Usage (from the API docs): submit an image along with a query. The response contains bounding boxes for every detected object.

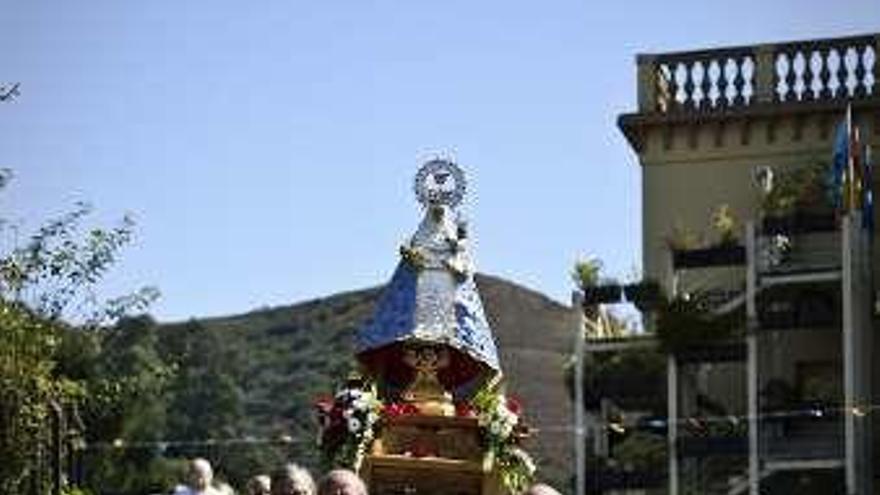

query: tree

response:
[162,320,258,487]
[0,168,159,494]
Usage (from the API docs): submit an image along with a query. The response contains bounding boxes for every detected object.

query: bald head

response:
[317,469,366,495]
[524,484,562,495]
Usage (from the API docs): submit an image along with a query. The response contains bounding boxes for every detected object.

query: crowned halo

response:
[413,159,467,208]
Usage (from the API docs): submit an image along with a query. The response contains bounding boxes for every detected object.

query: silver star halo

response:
[413,159,467,208]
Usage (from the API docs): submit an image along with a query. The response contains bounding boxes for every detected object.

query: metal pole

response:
[572,291,586,495]
[843,213,857,495]
[667,355,678,495]
[746,221,760,495]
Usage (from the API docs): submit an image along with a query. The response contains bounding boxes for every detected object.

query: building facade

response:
[584,33,879,495]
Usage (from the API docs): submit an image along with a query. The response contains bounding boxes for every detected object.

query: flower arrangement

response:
[757,163,833,218]
[315,377,537,492]
[664,220,703,251]
[471,384,536,494]
[711,204,738,246]
[315,379,382,471]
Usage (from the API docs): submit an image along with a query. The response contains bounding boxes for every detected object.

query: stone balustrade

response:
[638,34,879,113]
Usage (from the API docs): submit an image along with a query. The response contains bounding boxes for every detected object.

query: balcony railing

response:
[762,411,844,461]
[637,34,879,114]
[586,467,667,491]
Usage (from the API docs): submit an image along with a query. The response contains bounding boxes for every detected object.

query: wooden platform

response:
[361,414,503,495]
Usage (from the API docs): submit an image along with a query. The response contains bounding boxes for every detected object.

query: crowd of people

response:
[170,458,562,495]
[170,458,367,495]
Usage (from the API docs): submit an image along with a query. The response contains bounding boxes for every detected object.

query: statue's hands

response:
[399,244,427,270]
[444,255,472,281]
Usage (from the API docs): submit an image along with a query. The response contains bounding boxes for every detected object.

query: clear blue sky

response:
[2,1,878,321]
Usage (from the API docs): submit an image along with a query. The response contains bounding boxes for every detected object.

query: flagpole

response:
[867,144,874,236]
[847,103,856,212]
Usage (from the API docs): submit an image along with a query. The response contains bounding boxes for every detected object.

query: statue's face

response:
[430,205,445,222]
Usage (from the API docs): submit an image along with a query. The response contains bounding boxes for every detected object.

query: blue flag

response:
[830,118,848,211]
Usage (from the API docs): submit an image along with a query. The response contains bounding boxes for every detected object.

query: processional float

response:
[316,160,536,495]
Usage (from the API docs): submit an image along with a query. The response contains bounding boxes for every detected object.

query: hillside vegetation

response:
[79,274,574,493]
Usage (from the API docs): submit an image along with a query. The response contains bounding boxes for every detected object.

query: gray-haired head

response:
[317,469,366,495]
[271,463,315,495]
[524,483,562,495]
[186,458,214,490]
[247,474,271,495]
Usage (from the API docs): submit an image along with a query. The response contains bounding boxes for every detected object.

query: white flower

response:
[478,414,490,427]
[366,411,379,424]
[509,447,536,474]
[499,421,514,438]
[347,417,362,433]
[489,421,503,436]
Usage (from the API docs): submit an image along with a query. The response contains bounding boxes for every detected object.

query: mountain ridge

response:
[158,272,574,490]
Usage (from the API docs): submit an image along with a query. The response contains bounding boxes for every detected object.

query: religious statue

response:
[356,159,500,406]
[319,159,535,495]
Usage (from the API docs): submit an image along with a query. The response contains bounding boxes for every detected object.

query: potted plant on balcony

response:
[591,348,666,409]
[757,163,837,235]
[573,257,623,306]
[678,415,748,456]
[668,205,746,269]
[655,295,738,355]
[612,431,667,474]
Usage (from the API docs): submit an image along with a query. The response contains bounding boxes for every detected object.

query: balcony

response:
[762,410,844,463]
[758,218,841,277]
[585,466,666,492]
[620,33,879,149]
[677,415,749,457]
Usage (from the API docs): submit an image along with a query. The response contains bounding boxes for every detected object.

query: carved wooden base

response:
[361,415,504,495]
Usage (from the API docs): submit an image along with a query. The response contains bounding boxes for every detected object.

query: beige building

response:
[582,33,879,495]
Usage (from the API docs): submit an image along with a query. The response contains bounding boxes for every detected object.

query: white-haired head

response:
[272,463,315,495]
[187,458,214,490]
[524,483,562,495]
[317,469,366,495]
[247,474,271,495]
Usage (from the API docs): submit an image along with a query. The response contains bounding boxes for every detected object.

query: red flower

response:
[455,401,475,417]
[314,395,334,413]
[383,403,403,417]
[506,396,523,416]
[383,402,418,417]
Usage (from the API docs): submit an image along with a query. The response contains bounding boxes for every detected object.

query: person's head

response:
[317,469,366,495]
[247,475,271,495]
[187,458,214,490]
[523,483,561,495]
[272,464,315,495]
[217,481,236,495]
